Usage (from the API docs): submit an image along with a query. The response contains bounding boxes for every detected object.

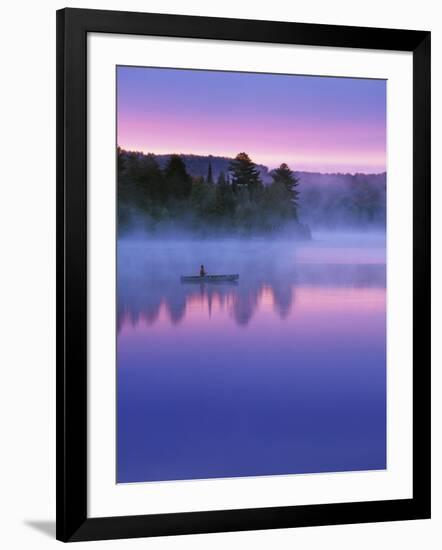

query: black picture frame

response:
[56,7,431,542]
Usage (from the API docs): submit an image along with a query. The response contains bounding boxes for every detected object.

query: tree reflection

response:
[117,263,385,331]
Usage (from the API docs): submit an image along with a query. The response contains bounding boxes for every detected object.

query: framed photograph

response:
[56,8,431,542]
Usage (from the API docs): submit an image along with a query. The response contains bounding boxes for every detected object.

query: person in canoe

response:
[199,264,207,277]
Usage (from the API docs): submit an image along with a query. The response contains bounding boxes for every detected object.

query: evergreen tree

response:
[214,171,235,218]
[117,146,125,174]
[164,154,192,200]
[190,175,216,221]
[116,148,312,236]
[142,154,164,202]
[217,171,226,186]
[229,152,262,196]
[271,163,300,219]
[207,161,214,185]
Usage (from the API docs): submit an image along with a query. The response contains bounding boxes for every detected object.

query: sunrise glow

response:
[117,66,386,174]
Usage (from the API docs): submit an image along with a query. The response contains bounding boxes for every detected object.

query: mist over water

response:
[117,230,386,483]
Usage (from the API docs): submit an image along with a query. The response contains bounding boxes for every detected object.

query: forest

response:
[117,148,311,237]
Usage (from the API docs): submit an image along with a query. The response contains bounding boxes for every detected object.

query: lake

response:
[117,233,386,483]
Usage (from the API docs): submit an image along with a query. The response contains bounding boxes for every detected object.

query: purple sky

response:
[117,66,386,174]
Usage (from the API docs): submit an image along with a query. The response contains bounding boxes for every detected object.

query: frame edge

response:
[56,8,431,542]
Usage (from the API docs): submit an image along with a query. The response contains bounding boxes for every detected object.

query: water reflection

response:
[118,262,385,330]
[117,237,387,483]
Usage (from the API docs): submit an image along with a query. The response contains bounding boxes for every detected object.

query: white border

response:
[88,33,413,518]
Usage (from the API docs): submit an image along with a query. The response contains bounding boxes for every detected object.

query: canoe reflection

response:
[117,262,385,331]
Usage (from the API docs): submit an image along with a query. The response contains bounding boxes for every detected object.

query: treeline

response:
[296,172,386,228]
[153,153,271,183]
[117,148,310,237]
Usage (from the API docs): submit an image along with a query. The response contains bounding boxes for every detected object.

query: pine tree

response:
[164,154,192,200]
[207,161,214,185]
[142,154,164,202]
[271,163,300,219]
[116,149,166,227]
[228,152,262,196]
[214,171,234,218]
[190,175,214,218]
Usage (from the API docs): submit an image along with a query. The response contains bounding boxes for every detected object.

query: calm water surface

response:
[117,234,386,483]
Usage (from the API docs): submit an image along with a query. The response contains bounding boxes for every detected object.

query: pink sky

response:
[117,67,387,174]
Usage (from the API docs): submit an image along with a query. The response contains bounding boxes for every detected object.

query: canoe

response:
[180,274,239,283]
